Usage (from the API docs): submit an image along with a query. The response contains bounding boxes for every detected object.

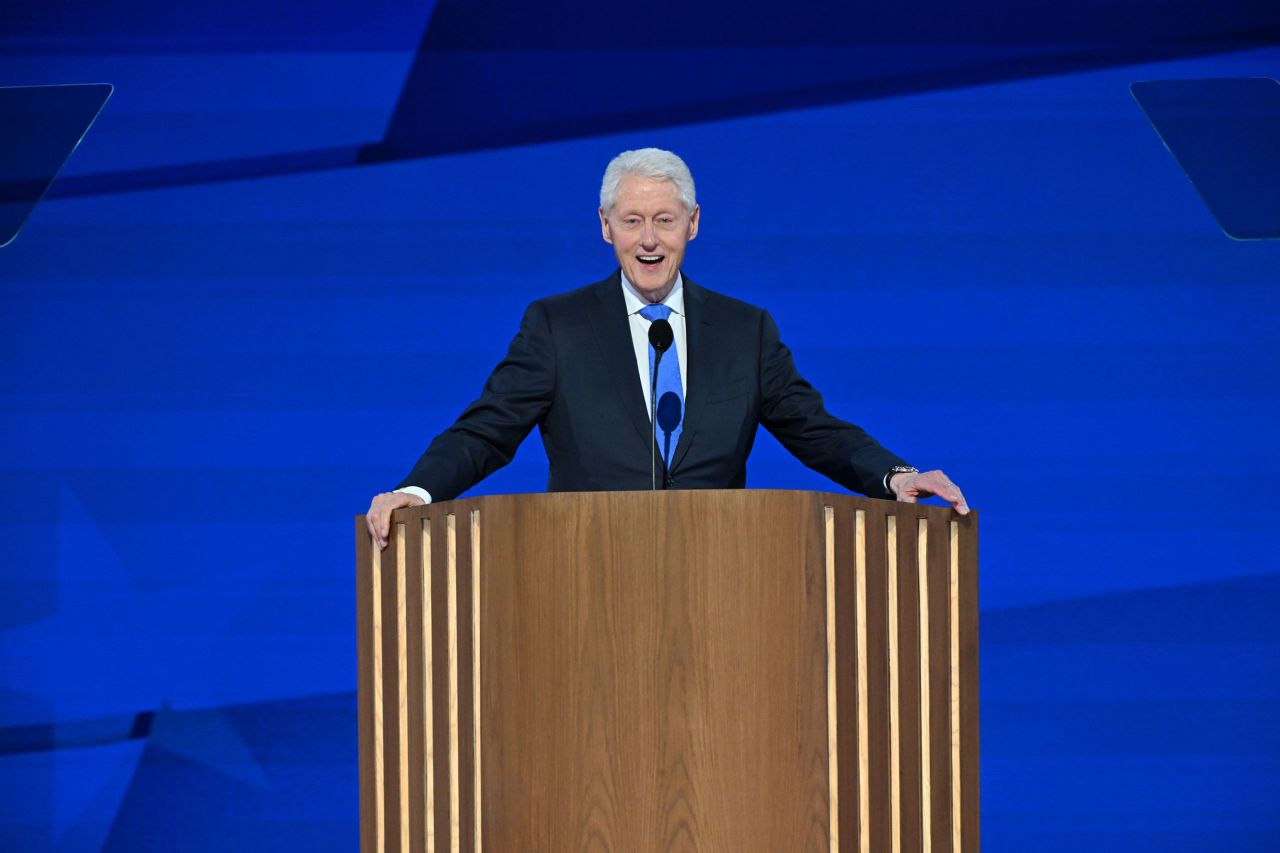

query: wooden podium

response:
[357,490,978,852]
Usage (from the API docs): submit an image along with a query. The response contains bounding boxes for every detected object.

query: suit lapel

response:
[670,277,711,473]
[587,272,654,447]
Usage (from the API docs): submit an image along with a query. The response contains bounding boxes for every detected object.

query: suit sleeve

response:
[757,310,907,499]
[397,301,556,501]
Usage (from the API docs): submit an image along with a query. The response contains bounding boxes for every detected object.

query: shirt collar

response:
[621,271,685,317]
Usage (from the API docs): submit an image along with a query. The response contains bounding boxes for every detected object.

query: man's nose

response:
[640,221,659,246]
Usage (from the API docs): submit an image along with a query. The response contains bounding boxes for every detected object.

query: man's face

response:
[599,175,699,303]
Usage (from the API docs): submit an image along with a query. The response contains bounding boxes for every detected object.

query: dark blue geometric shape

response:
[46,144,365,199]
[0,84,111,246]
[0,712,152,757]
[29,2,1280,196]
[1133,77,1280,239]
[377,0,1280,159]
[102,693,357,851]
[0,738,147,852]
[0,0,433,51]
[985,569,1280,645]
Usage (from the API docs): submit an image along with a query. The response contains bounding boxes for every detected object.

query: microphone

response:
[648,319,673,490]
[648,318,673,354]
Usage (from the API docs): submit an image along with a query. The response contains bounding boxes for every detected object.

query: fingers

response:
[366,492,417,550]
[365,495,390,550]
[896,469,970,516]
[918,470,969,515]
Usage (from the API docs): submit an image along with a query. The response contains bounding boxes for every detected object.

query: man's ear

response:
[599,207,613,244]
[687,204,700,241]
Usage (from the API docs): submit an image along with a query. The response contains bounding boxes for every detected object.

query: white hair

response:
[599,148,697,214]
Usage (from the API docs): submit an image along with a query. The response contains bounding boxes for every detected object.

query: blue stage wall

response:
[3,3,1279,849]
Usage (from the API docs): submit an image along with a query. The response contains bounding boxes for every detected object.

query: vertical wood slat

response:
[403,519,428,853]
[396,525,412,853]
[854,510,871,853]
[445,514,461,853]
[957,516,981,853]
[470,511,482,853]
[374,542,387,853]
[831,507,858,852]
[886,514,902,853]
[949,522,961,853]
[916,519,932,853]
[429,512,452,852]
[863,504,892,853]
[380,526,403,853]
[454,512,477,853]
[926,515,953,853]
[420,518,435,853]
[824,506,840,852]
[893,510,923,853]
[357,521,378,853]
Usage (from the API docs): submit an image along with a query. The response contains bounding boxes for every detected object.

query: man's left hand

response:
[889,470,969,515]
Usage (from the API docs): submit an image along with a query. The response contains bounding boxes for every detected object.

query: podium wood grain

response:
[358,490,979,852]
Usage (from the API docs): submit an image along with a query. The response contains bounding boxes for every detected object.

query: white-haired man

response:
[367,148,965,548]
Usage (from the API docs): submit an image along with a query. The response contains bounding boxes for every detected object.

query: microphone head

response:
[648,318,674,353]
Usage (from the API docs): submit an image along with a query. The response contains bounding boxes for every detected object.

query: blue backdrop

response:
[3,2,1280,849]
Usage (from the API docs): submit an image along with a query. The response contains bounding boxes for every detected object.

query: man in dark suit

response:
[367,148,966,548]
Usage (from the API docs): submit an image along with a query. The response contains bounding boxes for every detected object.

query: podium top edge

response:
[357,488,975,524]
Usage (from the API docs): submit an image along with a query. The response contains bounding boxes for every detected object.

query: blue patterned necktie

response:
[638,303,684,468]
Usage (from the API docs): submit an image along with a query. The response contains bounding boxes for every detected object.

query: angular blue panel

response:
[1133,77,1280,239]
[379,0,1280,159]
[0,84,110,246]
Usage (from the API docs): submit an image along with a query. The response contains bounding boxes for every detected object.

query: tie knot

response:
[639,304,672,323]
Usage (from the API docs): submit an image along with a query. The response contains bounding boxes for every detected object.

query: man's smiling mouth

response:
[638,255,664,265]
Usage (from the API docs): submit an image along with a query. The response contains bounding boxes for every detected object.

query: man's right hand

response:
[366,491,426,550]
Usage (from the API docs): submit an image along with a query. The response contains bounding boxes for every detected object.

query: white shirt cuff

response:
[395,486,432,505]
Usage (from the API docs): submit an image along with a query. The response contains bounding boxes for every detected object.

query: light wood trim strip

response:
[372,542,386,853]
[855,510,870,853]
[886,515,900,853]
[824,506,840,852]
[949,521,962,853]
[471,509,483,853]
[446,514,460,853]
[917,519,932,853]
[396,524,411,853]
[423,519,435,853]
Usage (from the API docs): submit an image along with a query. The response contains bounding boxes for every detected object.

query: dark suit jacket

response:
[399,271,909,501]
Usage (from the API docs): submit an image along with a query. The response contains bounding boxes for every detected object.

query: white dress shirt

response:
[622,272,688,415]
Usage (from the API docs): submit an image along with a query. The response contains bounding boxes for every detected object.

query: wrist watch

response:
[883,465,919,493]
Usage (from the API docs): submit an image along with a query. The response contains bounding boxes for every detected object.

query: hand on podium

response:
[889,469,970,515]
[366,491,426,550]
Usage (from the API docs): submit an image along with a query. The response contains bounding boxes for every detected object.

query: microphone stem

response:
[650,349,663,490]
